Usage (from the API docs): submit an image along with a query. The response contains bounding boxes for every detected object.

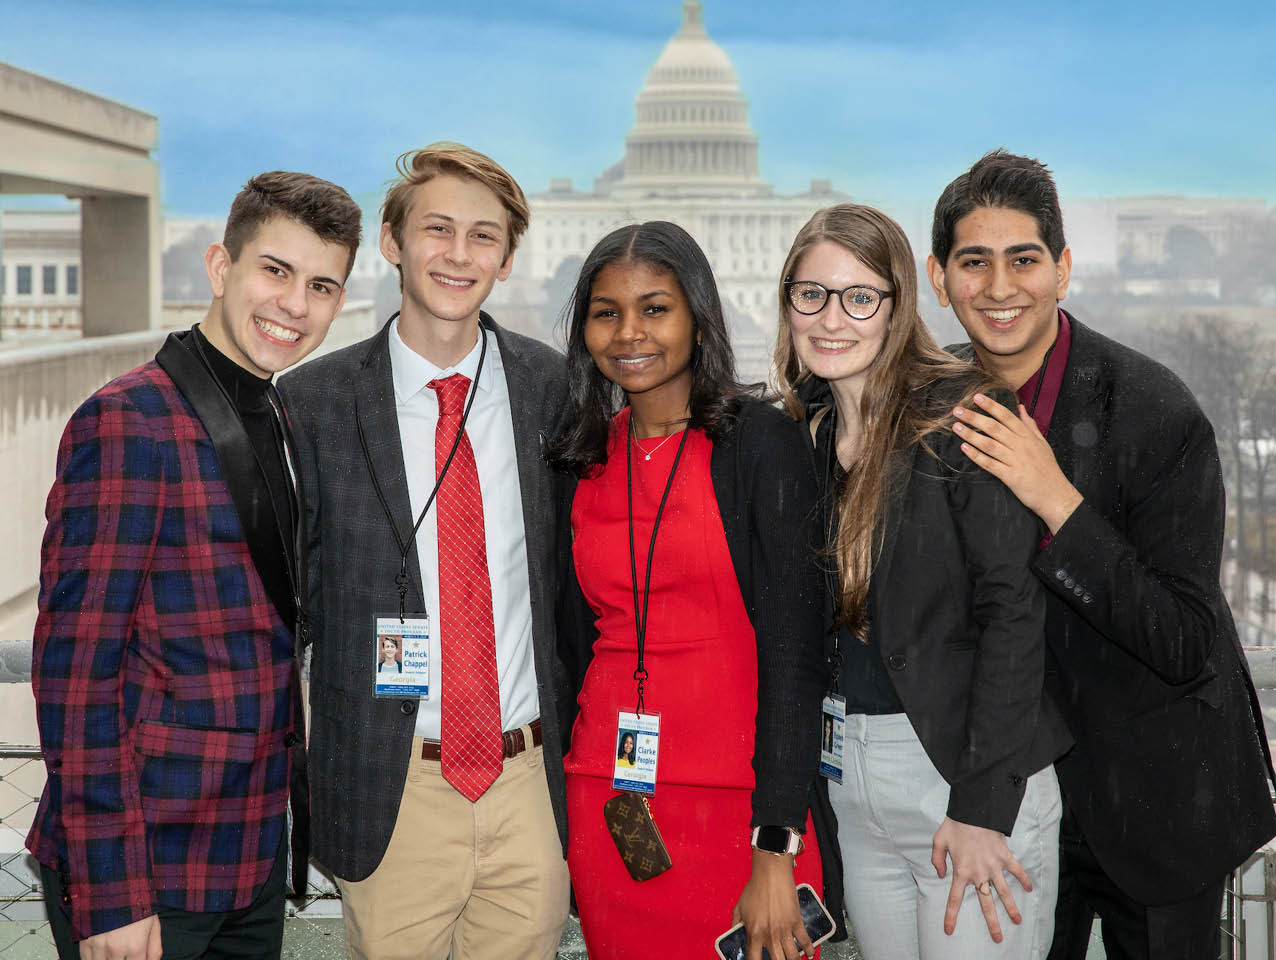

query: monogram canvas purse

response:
[602,791,673,882]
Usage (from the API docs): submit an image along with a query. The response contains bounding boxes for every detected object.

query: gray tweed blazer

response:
[278,313,572,880]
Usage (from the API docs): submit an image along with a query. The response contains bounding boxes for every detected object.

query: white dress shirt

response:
[388,318,539,738]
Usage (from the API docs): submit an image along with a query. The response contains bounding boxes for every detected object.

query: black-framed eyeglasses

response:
[784,281,894,320]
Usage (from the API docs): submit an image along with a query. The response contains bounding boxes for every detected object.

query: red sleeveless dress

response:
[563,409,821,958]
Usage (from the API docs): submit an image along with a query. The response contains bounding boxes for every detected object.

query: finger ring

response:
[976,881,993,897]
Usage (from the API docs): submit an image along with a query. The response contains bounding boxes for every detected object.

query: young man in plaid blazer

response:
[27,172,362,960]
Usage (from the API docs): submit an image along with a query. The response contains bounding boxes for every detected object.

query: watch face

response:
[754,825,793,853]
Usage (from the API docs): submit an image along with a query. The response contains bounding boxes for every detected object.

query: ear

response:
[379,222,402,267]
[497,249,515,282]
[1055,246,1073,302]
[925,254,951,308]
[205,243,232,299]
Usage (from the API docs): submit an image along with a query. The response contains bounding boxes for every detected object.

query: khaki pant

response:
[336,733,570,960]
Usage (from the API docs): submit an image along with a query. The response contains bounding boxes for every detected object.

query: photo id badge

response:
[612,711,660,796]
[819,694,846,783]
[373,615,430,699]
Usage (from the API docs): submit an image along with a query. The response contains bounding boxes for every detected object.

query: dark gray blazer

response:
[278,313,572,880]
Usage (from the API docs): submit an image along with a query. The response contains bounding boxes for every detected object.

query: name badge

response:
[612,711,660,796]
[819,694,846,783]
[373,615,431,699]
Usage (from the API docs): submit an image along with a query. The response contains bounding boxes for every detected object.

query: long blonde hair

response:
[774,204,997,639]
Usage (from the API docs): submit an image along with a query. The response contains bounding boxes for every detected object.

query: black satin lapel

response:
[156,332,294,619]
[353,329,427,608]
[871,443,920,599]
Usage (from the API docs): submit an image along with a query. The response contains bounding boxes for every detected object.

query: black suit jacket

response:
[278,314,574,880]
[962,313,1276,905]
[802,377,1073,936]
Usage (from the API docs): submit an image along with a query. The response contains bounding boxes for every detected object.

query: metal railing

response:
[0,743,1265,959]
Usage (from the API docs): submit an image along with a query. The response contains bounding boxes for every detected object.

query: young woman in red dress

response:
[550,221,827,959]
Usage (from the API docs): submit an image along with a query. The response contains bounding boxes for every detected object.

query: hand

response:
[78,914,161,960]
[732,849,815,960]
[931,817,1032,943]
[952,395,1083,534]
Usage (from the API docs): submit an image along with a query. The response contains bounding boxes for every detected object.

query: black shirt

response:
[813,408,905,716]
[192,325,297,628]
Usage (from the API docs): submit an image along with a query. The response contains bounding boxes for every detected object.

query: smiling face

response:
[201,216,349,377]
[584,260,696,428]
[927,206,1072,386]
[380,636,400,664]
[788,240,892,399]
[380,173,514,343]
[621,734,634,757]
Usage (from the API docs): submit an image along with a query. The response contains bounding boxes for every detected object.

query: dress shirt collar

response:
[389,316,497,406]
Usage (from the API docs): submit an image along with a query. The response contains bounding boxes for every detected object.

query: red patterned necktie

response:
[428,373,502,801]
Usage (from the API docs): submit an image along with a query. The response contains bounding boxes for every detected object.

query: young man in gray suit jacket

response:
[279,142,572,959]
[929,150,1276,960]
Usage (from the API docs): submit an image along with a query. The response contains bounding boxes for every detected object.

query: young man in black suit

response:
[926,149,1276,960]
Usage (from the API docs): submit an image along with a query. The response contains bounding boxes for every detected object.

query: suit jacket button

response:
[1064,578,1075,589]
[1083,593,1094,604]
[284,732,300,748]
[400,700,416,716]
[1055,569,1067,581]
[1012,775,1025,786]
[887,654,906,671]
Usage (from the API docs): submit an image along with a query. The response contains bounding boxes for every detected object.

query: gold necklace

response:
[635,432,678,461]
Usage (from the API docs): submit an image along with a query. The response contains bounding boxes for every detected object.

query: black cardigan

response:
[556,396,828,830]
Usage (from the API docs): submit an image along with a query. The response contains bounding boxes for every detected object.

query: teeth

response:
[985,309,1022,321]
[433,275,472,287]
[615,356,654,365]
[255,317,301,342]
[811,338,855,349]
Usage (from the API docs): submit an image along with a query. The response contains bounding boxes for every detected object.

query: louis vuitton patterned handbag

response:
[602,791,673,882]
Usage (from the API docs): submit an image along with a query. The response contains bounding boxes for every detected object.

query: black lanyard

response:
[626,414,691,715]
[817,409,844,692]
[357,321,488,622]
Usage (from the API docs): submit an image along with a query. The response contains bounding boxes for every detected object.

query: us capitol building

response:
[481,0,851,378]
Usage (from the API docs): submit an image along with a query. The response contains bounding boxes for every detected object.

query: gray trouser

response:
[828,712,1061,960]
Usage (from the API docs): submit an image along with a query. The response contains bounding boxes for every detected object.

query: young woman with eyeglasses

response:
[775,204,1072,959]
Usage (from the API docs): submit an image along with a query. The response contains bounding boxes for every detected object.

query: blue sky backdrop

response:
[3,0,1273,221]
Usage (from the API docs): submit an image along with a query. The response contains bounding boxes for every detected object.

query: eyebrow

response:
[589,290,672,304]
[261,253,343,289]
[419,211,505,232]
[953,242,1046,258]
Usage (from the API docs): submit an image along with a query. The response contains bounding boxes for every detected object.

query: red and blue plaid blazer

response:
[26,359,297,941]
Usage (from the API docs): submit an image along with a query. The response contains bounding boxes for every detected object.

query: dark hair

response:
[548,221,748,476]
[223,171,363,278]
[617,731,636,761]
[931,149,1066,265]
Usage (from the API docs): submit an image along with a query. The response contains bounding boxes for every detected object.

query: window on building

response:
[67,265,79,296]
[43,265,57,295]
[16,266,32,295]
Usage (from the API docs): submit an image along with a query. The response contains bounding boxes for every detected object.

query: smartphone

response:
[714,883,835,960]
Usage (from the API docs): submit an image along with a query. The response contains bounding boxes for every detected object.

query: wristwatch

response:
[751,825,803,856]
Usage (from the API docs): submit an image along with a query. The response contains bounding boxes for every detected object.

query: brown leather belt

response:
[420,718,542,761]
